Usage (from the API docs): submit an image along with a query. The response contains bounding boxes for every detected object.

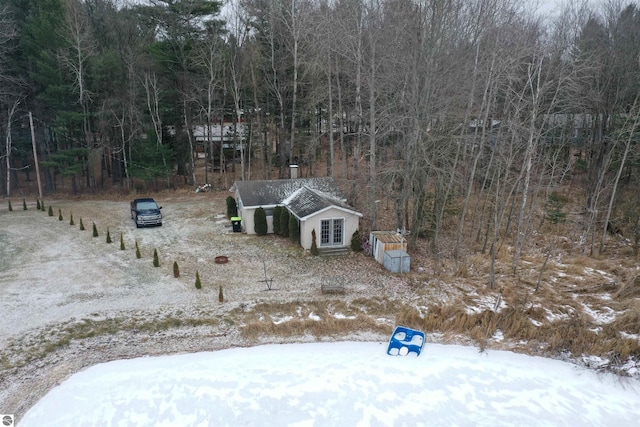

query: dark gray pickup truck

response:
[130,198,163,228]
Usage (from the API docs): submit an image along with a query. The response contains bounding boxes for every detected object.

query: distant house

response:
[232,177,362,251]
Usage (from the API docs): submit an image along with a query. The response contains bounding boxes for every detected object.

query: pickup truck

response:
[130,198,163,228]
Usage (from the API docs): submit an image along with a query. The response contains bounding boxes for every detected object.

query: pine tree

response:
[79,218,85,230]
[153,249,159,267]
[120,233,125,250]
[92,222,98,237]
[41,201,45,211]
[69,213,75,225]
[106,229,112,243]
[36,200,41,210]
[58,208,63,221]
[218,285,224,302]
[195,271,202,289]
[135,241,141,259]
[23,199,27,210]
[48,206,53,216]
[173,261,180,278]
[8,201,12,211]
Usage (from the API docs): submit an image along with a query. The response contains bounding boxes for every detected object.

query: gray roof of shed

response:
[233,177,345,208]
[284,186,360,220]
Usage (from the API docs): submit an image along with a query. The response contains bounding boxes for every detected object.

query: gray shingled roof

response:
[234,177,345,208]
[284,186,359,219]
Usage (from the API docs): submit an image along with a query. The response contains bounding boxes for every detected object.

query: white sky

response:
[19,342,640,426]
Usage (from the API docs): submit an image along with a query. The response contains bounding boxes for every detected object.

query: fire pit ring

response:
[215,256,229,264]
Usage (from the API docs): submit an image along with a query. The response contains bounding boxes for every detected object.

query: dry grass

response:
[239,300,392,341]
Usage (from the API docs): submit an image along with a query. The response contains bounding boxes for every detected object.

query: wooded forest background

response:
[2,0,640,268]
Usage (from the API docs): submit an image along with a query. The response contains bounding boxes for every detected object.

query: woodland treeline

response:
[2,0,640,266]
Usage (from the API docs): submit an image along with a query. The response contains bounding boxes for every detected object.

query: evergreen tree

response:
[351,230,363,252]
[69,213,74,225]
[41,201,45,211]
[79,218,85,230]
[280,209,290,238]
[36,200,41,210]
[153,249,159,267]
[23,199,27,210]
[135,241,141,258]
[92,222,98,237]
[310,229,319,256]
[58,208,63,220]
[218,285,224,302]
[120,233,125,250]
[173,261,180,277]
[289,214,298,244]
[106,228,112,243]
[273,206,282,235]
[226,196,238,218]
[195,271,202,289]
[8,201,12,211]
[254,207,267,235]
[48,205,53,216]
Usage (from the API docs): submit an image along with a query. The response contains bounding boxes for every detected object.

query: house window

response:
[320,219,344,246]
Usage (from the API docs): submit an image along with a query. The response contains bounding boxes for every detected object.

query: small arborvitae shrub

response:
[41,200,45,211]
[153,249,159,267]
[273,206,282,235]
[106,229,112,243]
[280,209,290,237]
[351,230,363,252]
[8,200,12,211]
[48,205,53,216]
[92,222,98,237]
[36,200,41,210]
[289,214,299,244]
[310,229,319,256]
[23,199,27,210]
[173,261,180,278]
[120,233,125,250]
[79,218,85,230]
[254,207,268,235]
[218,285,224,303]
[226,196,238,218]
[58,208,63,221]
[135,241,141,259]
[69,213,75,226]
[195,271,202,289]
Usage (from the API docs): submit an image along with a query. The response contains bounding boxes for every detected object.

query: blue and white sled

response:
[387,326,425,357]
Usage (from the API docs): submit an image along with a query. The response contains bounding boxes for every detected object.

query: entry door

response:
[320,219,344,246]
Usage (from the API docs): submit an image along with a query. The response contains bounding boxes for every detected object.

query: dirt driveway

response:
[1,191,414,420]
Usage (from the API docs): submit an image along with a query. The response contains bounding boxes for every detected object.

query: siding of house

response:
[300,207,361,250]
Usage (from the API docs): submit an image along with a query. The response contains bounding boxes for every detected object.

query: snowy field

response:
[20,342,640,427]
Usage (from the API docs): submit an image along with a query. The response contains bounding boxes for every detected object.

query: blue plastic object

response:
[387,326,425,357]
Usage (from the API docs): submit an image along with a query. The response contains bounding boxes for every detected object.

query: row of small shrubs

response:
[28,200,220,293]
[255,205,300,244]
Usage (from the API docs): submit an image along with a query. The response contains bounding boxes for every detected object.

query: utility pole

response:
[29,112,43,199]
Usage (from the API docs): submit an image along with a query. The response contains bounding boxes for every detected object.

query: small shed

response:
[370,231,407,264]
[383,249,410,273]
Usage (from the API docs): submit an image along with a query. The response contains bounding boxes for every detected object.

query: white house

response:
[232,177,362,251]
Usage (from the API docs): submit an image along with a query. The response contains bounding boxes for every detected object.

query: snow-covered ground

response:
[19,342,640,427]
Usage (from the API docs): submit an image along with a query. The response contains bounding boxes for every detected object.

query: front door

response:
[320,219,344,246]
